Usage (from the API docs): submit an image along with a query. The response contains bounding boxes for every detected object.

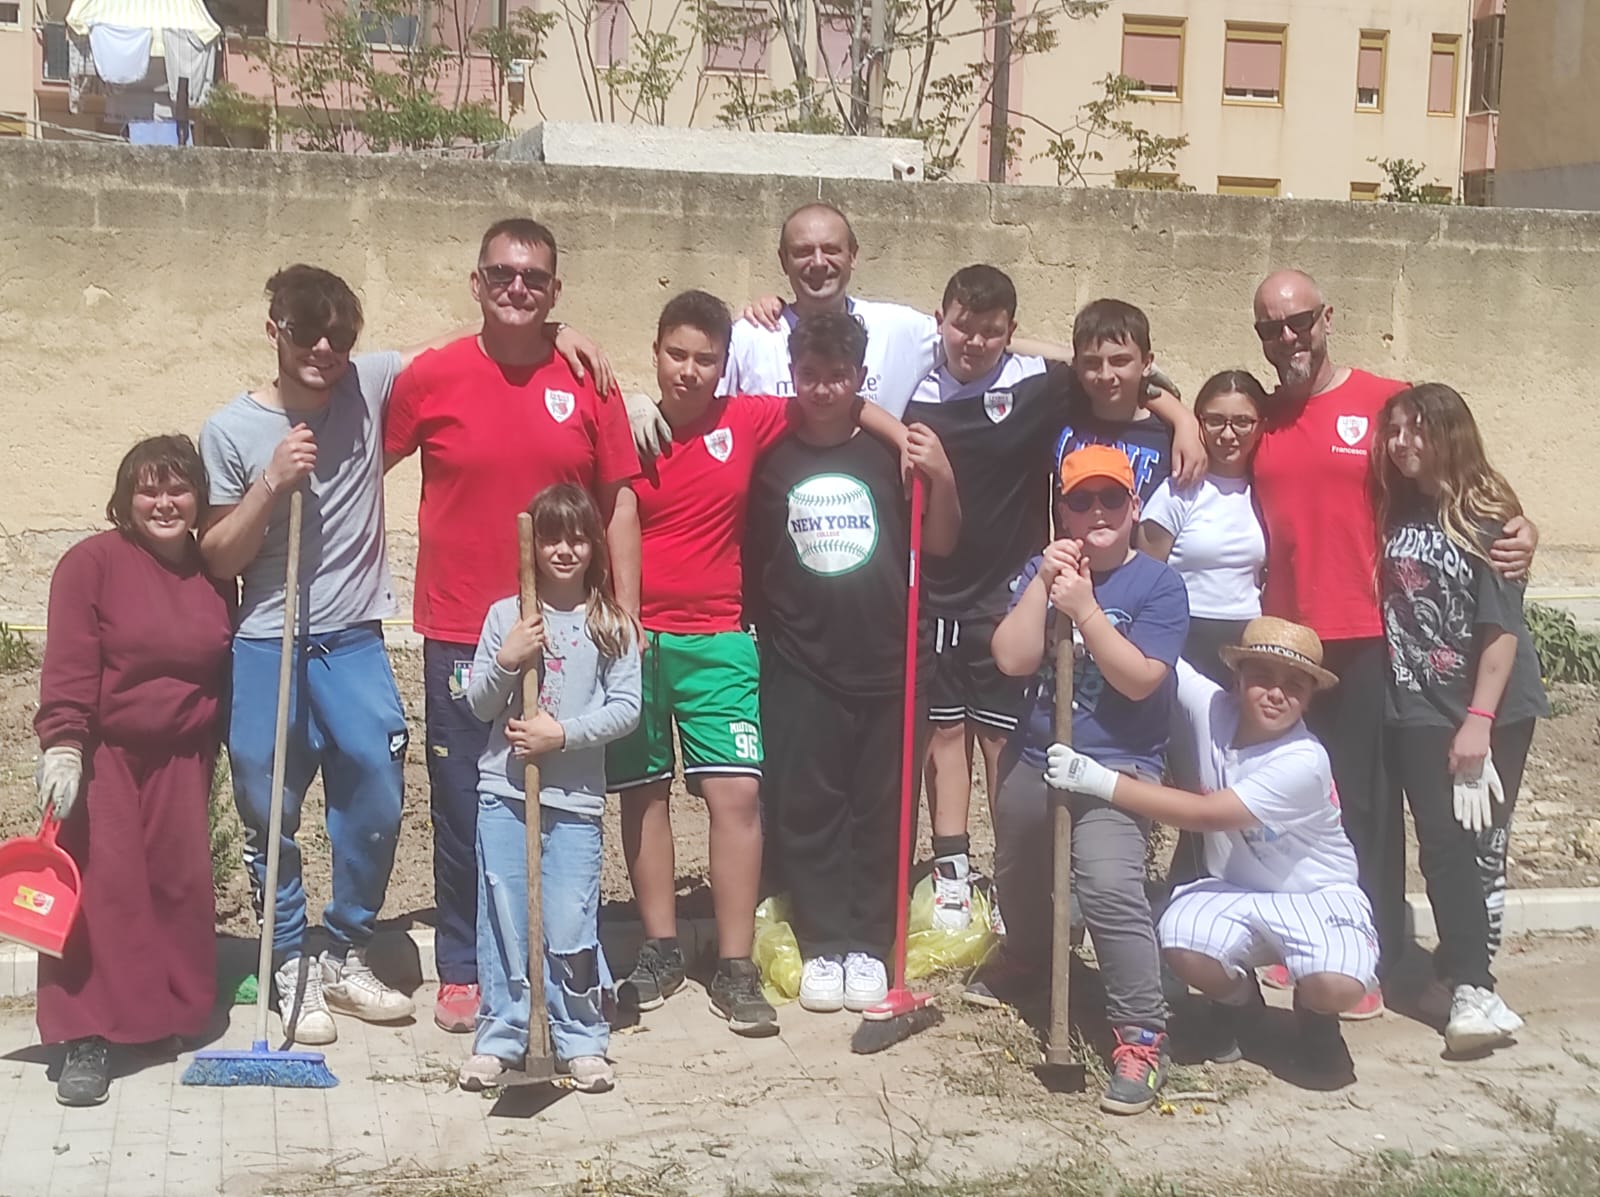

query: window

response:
[1469,14,1504,113]
[1428,34,1459,114]
[1356,31,1386,111]
[1422,184,1454,204]
[1223,24,1285,105]
[0,113,24,137]
[594,0,628,68]
[1463,170,1494,207]
[43,22,69,81]
[1121,17,1183,99]
[703,3,770,74]
[1116,170,1181,190]
[815,0,853,81]
[1350,181,1380,201]
[1217,176,1280,198]
[360,7,420,47]
[0,3,20,24]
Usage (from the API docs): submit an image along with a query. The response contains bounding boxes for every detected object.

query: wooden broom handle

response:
[517,512,554,1067]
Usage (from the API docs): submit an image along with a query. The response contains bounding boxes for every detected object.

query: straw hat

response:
[1219,616,1340,691]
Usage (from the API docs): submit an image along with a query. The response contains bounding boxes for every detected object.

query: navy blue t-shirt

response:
[1011,550,1190,776]
[1053,408,1173,504]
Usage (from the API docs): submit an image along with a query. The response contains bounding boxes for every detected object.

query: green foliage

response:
[1525,603,1600,685]
[1370,156,1454,204]
[1033,73,1191,189]
[0,623,37,675]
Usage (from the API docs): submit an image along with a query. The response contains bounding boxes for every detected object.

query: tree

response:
[1031,74,1190,189]
[1370,156,1454,204]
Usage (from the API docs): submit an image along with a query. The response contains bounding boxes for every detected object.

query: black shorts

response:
[921,612,1027,733]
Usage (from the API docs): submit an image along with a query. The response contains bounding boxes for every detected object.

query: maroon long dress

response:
[33,529,233,1046]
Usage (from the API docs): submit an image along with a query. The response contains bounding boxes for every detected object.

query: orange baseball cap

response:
[1058,444,1135,495]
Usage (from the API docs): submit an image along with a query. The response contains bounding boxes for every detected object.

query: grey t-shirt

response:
[199,351,401,639]
[466,597,642,817]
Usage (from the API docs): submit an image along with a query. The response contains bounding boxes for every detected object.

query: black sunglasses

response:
[478,264,555,293]
[277,319,357,354]
[1062,485,1132,514]
[1253,305,1324,342]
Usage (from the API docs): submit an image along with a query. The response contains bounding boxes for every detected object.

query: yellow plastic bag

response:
[752,895,802,1005]
[905,873,999,980]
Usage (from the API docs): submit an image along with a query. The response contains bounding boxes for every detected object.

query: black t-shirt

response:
[1379,511,1549,728]
[747,431,910,696]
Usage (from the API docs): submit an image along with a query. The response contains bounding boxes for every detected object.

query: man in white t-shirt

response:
[1045,616,1377,1085]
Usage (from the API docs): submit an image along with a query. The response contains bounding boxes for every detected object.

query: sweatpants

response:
[424,639,491,986]
[1306,637,1407,979]
[994,761,1166,1031]
[1385,719,1535,991]
[760,649,900,962]
[230,624,407,958]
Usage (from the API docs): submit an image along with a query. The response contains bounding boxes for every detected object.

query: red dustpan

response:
[0,813,82,957]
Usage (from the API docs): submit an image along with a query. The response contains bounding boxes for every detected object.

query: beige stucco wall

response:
[1497,0,1600,210]
[0,140,1597,620]
[0,9,36,131]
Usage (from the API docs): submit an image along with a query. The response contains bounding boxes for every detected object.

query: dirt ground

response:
[1,640,1598,940]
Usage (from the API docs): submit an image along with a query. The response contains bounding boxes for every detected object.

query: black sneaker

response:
[708,959,779,1038]
[1204,976,1265,1064]
[57,1037,111,1107]
[618,938,685,1013]
[1291,994,1356,1088]
[1100,1025,1171,1115]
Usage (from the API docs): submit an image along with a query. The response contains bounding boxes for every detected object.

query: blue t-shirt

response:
[1011,550,1190,776]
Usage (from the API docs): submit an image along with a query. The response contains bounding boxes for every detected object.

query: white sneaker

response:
[321,946,416,1023]
[274,955,336,1046]
[932,854,973,931]
[843,952,888,1012]
[559,1055,615,1093]
[1482,990,1525,1037]
[799,955,845,1012]
[1444,984,1517,1054]
[458,1053,518,1091]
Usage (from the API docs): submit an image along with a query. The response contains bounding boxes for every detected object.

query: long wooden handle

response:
[517,512,554,1068]
[255,488,302,1047]
[1045,614,1076,1067]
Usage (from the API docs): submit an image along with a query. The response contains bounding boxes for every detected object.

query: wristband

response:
[1466,706,1496,722]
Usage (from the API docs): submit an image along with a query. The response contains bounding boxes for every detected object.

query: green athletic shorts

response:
[606,630,763,793]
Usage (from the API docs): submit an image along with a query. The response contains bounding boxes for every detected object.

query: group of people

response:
[30,202,1545,1121]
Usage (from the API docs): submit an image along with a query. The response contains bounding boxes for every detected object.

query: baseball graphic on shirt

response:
[704,427,733,462]
[545,388,576,423]
[785,472,879,576]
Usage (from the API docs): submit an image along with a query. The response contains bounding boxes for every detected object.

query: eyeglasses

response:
[1200,414,1261,435]
[1061,485,1132,514]
[276,320,357,353]
[478,264,555,293]
[1253,305,1325,342]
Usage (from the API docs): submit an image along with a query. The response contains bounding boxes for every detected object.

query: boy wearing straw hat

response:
[1046,615,1378,1084]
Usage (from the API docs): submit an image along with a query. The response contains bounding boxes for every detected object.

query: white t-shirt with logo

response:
[721,298,940,419]
[1177,660,1360,894]
[1141,474,1266,620]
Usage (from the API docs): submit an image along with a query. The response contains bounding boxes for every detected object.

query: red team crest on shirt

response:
[545,389,576,423]
[704,427,734,462]
[1335,414,1369,447]
[983,390,1013,424]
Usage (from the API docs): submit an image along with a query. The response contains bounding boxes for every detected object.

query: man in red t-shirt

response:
[383,218,641,1032]
[1249,269,1535,1011]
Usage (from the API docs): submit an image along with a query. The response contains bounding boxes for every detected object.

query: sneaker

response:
[274,955,337,1045]
[1199,976,1264,1065]
[708,959,780,1037]
[1292,995,1356,1086]
[931,855,973,931]
[799,955,845,1012]
[843,952,889,1012]
[434,982,480,1034]
[961,950,1046,1010]
[457,1053,518,1092]
[618,939,686,1013]
[321,947,415,1023]
[1100,1026,1170,1115]
[1339,988,1385,1021]
[1259,963,1292,990]
[559,1055,615,1093]
[1444,985,1522,1054]
[56,1037,111,1107]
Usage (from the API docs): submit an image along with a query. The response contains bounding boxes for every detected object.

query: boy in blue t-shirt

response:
[989,444,1190,1116]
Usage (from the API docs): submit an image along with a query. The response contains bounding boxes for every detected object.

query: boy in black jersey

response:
[747,312,960,1018]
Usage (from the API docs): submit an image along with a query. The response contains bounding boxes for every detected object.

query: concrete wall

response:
[1497,0,1600,210]
[1,140,1598,620]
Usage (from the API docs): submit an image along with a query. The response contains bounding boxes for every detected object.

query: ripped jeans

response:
[475,797,612,1063]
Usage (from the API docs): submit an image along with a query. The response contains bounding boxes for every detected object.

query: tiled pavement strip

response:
[2,932,1599,1196]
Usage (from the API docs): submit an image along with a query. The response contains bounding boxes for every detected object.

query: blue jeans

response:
[230,624,407,957]
[475,796,611,1063]
[423,639,489,985]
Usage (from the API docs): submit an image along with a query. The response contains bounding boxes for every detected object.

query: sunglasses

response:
[1253,305,1324,342]
[1061,485,1132,514]
[1200,414,1261,435]
[276,319,357,353]
[478,264,555,293]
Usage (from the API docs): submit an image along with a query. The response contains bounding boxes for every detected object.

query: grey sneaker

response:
[457,1053,519,1092]
[274,955,336,1045]
[56,1037,111,1107]
[618,938,686,1013]
[1100,1026,1170,1115]
[320,946,415,1023]
[708,958,779,1037]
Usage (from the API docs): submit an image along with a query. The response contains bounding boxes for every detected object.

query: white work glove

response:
[35,745,83,820]
[1452,751,1505,834]
[625,391,671,460]
[1045,742,1119,802]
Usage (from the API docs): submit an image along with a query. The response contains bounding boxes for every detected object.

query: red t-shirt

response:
[635,394,796,633]
[1252,367,1406,641]
[384,337,641,643]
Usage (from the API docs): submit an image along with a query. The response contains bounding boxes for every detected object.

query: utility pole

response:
[987,0,1012,181]
[866,0,887,133]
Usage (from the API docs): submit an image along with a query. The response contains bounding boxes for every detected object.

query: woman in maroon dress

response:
[34,435,234,1107]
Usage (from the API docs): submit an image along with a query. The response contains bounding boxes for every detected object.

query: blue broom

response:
[183,491,337,1089]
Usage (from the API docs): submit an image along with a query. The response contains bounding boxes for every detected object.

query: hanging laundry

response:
[87,23,152,86]
[128,119,183,146]
[162,29,218,108]
[67,31,100,115]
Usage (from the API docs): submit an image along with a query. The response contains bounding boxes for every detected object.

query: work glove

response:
[36,745,83,821]
[625,392,671,460]
[1045,742,1119,802]
[1452,751,1505,834]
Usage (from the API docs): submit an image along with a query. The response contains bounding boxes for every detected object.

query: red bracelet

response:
[1466,706,1497,722]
